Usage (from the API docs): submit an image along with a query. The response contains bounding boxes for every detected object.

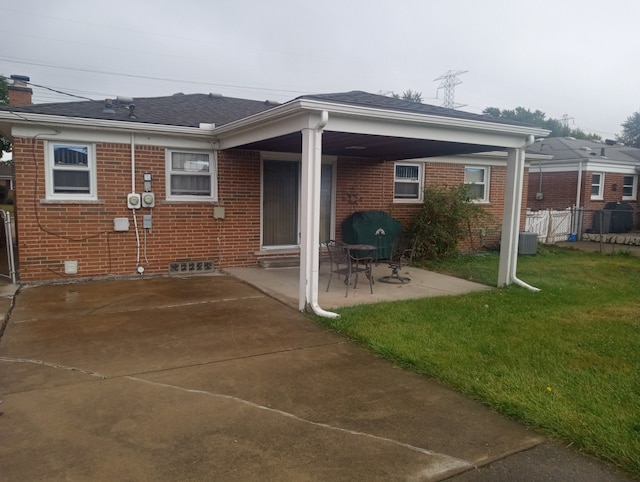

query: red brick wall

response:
[13,139,264,282]
[527,169,639,229]
[527,171,578,210]
[13,136,525,282]
[334,158,522,251]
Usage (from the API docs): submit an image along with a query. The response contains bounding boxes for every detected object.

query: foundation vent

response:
[169,260,214,274]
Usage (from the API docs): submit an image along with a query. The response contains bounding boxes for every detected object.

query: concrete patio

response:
[225,261,490,311]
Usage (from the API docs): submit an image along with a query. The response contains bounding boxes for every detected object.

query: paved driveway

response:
[0,275,630,481]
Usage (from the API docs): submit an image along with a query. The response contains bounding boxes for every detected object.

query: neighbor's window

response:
[591,172,604,200]
[166,150,216,201]
[622,175,637,200]
[464,166,490,202]
[393,162,423,202]
[46,142,97,200]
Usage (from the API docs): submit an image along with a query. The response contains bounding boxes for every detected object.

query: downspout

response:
[511,135,540,292]
[307,111,340,319]
[576,160,583,209]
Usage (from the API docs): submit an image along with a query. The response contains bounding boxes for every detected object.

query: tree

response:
[482,106,601,141]
[617,111,640,148]
[392,89,423,103]
[0,76,10,155]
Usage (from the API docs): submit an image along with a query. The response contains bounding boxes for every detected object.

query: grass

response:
[313,246,640,477]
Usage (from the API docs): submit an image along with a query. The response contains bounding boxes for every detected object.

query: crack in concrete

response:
[0,356,107,379]
[126,375,475,477]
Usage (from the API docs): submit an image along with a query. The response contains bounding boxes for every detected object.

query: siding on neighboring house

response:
[13,134,521,282]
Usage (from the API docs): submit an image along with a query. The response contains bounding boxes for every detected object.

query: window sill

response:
[163,199,217,204]
[41,199,103,204]
[392,199,423,204]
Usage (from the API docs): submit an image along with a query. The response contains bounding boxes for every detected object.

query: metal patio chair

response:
[379,235,414,284]
[324,240,374,297]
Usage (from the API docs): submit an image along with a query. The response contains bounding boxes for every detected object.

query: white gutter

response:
[0,111,216,139]
[511,135,540,292]
[576,160,583,209]
[298,111,339,319]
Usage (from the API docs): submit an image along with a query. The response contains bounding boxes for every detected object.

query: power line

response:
[0,56,311,97]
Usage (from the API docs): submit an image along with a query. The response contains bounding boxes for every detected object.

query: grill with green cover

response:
[341,210,403,259]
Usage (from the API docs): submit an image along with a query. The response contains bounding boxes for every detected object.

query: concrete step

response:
[258,256,300,269]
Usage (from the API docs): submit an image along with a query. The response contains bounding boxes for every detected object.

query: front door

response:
[262,160,334,248]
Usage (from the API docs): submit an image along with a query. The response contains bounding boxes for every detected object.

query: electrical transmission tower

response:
[561,114,574,128]
[434,70,468,109]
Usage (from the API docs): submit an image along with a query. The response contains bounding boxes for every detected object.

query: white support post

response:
[498,147,525,287]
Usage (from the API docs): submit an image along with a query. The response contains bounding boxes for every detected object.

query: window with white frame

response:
[622,175,637,200]
[393,162,423,202]
[464,166,490,202]
[46,142,97,200]
[166,150,216,201]
[591,172,604,200]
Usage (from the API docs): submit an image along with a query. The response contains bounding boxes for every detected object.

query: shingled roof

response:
[0,90,535,130]
[297,91,532,127]
[527,137,640,163]
[0,93,280,128]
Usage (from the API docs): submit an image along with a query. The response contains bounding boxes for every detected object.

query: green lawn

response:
[313,246,640,477]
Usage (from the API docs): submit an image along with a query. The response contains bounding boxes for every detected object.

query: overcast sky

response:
[2,0,639,140]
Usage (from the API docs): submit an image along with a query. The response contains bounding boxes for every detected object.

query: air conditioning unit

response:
[518,232,538,255]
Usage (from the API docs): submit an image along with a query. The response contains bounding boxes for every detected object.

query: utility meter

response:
[142,192,155,208]
[143,172,152,192]
[127,193,141,209]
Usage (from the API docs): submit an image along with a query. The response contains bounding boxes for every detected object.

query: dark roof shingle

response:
[0,93,279,127]
[1,89,537,130]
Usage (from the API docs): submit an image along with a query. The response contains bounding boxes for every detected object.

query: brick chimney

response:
[7,75,33,106]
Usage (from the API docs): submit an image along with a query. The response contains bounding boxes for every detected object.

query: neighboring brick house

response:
[526,137,640,233]
[0,79,547,312]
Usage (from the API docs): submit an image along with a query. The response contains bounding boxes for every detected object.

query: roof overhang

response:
[212,98,549,159]
[531,157,640,174]
[0,111,216,141]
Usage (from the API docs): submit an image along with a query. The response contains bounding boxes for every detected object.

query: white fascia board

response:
[215,110,313,150]
[296,99,549,138]
[11,125,213,150]
[1,111,215,140]
[212,99,549,150]
[533,158,640,174]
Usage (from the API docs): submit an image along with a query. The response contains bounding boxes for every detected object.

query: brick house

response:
[0,77,547,314]
[526,137,640,233]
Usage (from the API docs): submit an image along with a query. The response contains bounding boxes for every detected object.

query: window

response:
[464,166,490,202]
[166,150,216,201]
[393,162,423,202]
[622,175,637,200]
[46,142,97,200]
[591,172,604,200]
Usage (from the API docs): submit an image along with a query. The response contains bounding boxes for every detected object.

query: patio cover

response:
[212,92,549,316]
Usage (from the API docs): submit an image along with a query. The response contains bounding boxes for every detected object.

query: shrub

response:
[409,185,487,261]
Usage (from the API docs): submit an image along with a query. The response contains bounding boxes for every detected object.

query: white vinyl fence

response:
[525,208,576,244]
